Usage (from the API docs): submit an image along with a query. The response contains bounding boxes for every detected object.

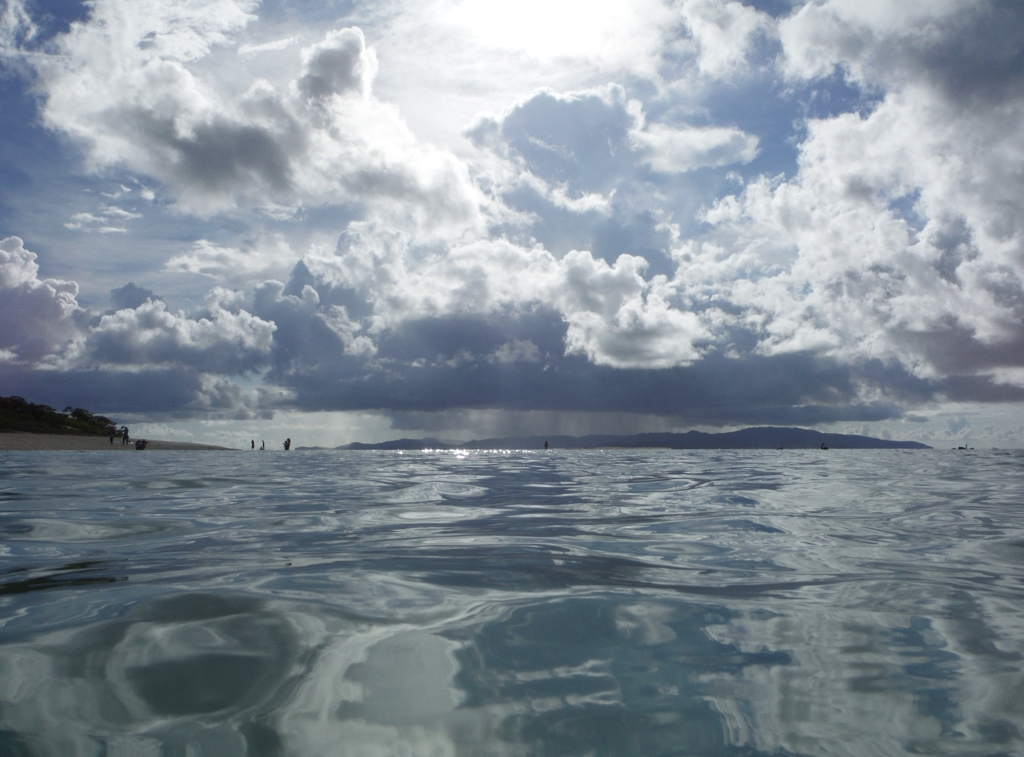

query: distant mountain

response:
[336,427,930,450]
[341,438,454,450]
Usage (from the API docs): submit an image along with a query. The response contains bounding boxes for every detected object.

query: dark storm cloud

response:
[897,322,1024,377]
[0,366,202,415]
[374,308,565,364]
[935,374,1024,404]
[280,354,904,426]
[272,304,913,425]
[904,0,1024,107]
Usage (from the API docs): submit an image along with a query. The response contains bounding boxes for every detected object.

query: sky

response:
[1,0,1023,448]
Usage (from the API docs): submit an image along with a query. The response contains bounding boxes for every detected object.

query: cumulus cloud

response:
[0,236,84,363]
[553,251,706,368]
[296,27,376,100]
[2,0,1023,434]
[0,237,280,416]
[31,3,484,234]
[679,0,774,78]
[301,220,710,370]
[110,282,162,311]
[673,0,1024,388]
[67,297,275,373]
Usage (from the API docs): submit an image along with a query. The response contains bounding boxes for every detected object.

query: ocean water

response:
[1,449,1023,757]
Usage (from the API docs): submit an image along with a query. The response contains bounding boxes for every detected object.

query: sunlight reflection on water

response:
[0,448,1023,755]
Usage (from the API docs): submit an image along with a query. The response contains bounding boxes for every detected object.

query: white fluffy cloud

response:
[0,237,276,378]
[67,297,275,373]
[679,0,773,78]
[301,221,708,369]
[0,237,83,363]
[165,237,299,282]
[631,123,759,173]
[673,0,1024,384]
[33,2,485,235]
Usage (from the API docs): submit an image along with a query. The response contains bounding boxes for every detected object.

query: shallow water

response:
[1,448,1023,756]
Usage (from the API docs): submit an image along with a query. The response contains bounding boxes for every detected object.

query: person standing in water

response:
[283,438,291,450]
[251,439,255,449]
[260,440,265,450]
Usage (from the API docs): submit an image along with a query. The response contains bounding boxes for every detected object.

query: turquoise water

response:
[1,448,1023,756]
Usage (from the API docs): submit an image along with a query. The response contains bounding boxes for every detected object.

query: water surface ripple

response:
[1,448,1023,756]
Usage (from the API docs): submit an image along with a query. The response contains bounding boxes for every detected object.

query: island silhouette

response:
[334,428,930,451]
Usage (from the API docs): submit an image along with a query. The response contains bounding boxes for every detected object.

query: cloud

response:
[67,297,275,373]
[296,27,376,100]
[630,124,759,173]
[2,0,1024,438]
[679,0,775,78]
[440,0,676,72]
[470,85,760,191]
[0,0,38,58]
[944,415,971,437]
[301,220,710,370]
[675,0,1024,386]
[110,282,162,311]
[165,238,299,281]
[553,250,706,368]
[238,35,299,56]
[0,238,280,418]
[0,236,84,363]
[32,4,484,234]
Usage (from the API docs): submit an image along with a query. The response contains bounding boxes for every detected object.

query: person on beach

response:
[121,426,129,445]
[109,429,115,445]
[251,439,255,449]
[260,440,265,450]
[283,438,291,450]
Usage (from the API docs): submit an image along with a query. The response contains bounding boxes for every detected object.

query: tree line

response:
[0,396,118,436]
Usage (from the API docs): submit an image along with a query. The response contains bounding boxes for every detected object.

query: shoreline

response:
[0,432,233,451]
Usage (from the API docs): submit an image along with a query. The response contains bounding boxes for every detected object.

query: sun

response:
[444,0,673,62]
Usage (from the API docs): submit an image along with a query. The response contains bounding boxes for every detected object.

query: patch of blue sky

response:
[8,0,91,48]
[255,0,356,27]
[886,189,926,234]
[691,70,880,188]
[741,0,800,19]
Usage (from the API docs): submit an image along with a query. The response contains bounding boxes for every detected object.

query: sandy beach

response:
[0,433,233,451]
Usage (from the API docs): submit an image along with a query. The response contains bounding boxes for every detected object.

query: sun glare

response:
[445,0,670,61]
